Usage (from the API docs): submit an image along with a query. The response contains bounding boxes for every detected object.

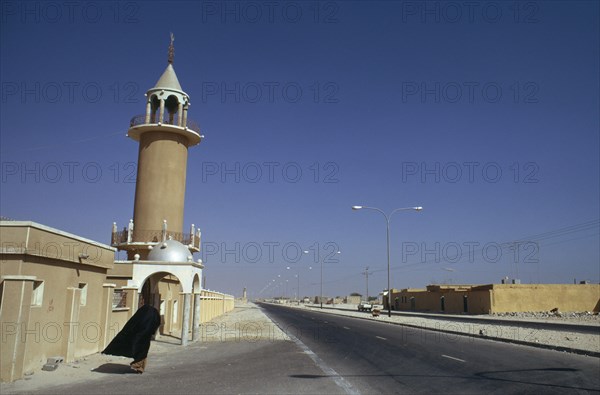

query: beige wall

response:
[0,276,35,382]
[155,286,234,340]
[391,284,599,314]
[467,290,492,314]
[106,263,133,288]
[200,290,235,323]
[108,309,130,339]
[1,222,115,382]
[488,284,600,313]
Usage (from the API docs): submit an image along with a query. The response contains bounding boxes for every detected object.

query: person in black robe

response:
[102,303,161,373]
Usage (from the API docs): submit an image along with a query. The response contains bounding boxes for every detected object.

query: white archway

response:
[128,261,203,294]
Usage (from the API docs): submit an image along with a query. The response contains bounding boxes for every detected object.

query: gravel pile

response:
[492,310,599,322]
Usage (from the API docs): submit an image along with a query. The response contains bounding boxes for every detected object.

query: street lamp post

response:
[304,250,340,309]
[362,266,371,302]
[296,273,300,305]
[352,205,423,317]
[287,266,301,305]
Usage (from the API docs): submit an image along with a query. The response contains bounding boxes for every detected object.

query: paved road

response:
[9,337,344,395]
[259,303,600,394]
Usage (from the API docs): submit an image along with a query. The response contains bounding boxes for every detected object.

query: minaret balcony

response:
[128,114,202,146]
[111,221,201,253]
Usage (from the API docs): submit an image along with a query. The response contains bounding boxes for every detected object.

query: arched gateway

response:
[127,239,204,345]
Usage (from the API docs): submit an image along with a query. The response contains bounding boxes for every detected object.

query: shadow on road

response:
[290,367,598,392]
[91,363,138,374]
[154,334,181,345]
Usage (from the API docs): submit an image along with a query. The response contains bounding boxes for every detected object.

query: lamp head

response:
[351,206,363,210]
[414,207,423,211]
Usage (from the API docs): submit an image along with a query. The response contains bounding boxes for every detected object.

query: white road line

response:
[442,354,466,363]
[264,311,361,395]
[343,326,350,330]
[291,336,361,395]
[375,336,387,341]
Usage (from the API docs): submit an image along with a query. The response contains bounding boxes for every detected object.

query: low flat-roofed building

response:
[391,283,600,314]
[0,220,117,382]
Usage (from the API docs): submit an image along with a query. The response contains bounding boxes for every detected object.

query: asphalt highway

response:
[259,303,600,394]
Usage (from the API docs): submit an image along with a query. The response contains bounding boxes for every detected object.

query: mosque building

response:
[0,38,234,382]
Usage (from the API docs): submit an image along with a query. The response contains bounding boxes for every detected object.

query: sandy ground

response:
[1,302,287,394]
[200,302,290,343]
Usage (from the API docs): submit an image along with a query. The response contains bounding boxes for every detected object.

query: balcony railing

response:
[129,114,200,133]
[111,220,201,251]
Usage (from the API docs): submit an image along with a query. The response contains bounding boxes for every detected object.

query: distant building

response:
[388,284,600,314]
[313,296,329,304]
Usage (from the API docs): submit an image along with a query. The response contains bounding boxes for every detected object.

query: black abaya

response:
[102,304,161,362]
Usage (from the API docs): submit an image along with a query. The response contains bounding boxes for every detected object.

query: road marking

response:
[263,311,361,395]
[442,355,466,363]
[375,336,387,341]
[343,326,350,330]
[324,321,329,324]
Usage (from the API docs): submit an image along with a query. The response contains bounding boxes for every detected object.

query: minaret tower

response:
[112,34,202,259]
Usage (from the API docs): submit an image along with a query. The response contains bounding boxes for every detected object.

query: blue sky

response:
[1,1,599,299]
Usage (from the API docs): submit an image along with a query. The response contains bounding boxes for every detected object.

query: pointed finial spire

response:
[168,32,175,64]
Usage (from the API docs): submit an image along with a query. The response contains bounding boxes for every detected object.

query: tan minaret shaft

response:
[132,131,188,237]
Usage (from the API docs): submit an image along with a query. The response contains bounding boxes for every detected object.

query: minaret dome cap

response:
[153,63,183,92]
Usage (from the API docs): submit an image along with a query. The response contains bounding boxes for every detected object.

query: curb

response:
[311,305,600,335]
[297,305,600,358]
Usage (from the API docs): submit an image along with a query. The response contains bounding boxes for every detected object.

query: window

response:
[78,283,87,306]
[112,289,127,309]
[31,281,44,307]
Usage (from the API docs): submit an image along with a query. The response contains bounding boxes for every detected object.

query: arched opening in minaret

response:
[149,95,160,123]
[165,95,180,125]
[192,274,200,293]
